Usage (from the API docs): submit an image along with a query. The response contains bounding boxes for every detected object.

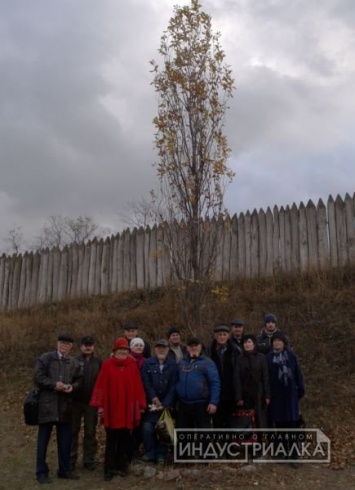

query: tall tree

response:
[151,0,235,334]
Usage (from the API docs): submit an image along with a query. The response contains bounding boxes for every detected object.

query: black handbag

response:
[231,409,256,443]
[23,389,39,426]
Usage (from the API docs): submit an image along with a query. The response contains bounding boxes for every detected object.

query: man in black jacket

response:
[70,336,102,472]
[208,325,239,428]
[34,334,82,484]
[229,318,245,355]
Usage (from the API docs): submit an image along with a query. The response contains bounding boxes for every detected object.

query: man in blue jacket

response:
[176,337,220,429]
[141,339,178,464]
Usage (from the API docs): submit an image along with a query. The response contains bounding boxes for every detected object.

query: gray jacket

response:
[34,351,82,424]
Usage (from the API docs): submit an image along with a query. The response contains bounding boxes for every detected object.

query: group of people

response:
[33,315,305,484]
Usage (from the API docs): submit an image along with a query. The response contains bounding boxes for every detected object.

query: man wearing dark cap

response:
[123,322,151,359]
[141,339,178,464]
[207,325,239,428]
[34,334,83,484]
[166,327,186,362]
[256,313,290,355]
[176,337,220,430]
[70,336,102,472]
[230,319,245,355]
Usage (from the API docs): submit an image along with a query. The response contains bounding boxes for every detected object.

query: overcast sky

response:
[1,0,354,252]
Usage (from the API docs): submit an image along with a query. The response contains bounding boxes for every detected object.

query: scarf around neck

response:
[271,349,293,387]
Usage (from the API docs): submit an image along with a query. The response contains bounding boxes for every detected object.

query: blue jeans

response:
[36,422,72,478]
[142,411,167,461]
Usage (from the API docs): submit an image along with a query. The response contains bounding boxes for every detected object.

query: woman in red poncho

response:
[90,337,146,481]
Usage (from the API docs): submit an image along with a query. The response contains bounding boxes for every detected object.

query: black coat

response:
[235,351,270,428]
[34,351,83,424]
[208,340,238,402]
[73,354,102,404]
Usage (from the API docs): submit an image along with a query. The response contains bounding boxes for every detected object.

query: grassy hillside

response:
[0,267,354,468]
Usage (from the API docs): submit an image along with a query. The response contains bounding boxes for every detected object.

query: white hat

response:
[130,337,145,349]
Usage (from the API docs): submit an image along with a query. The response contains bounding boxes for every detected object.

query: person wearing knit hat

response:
[167,327,186,362]
[235,333,271,447]
[129,338,145,371]
[256,313,290,355]
[90,337,146,481]
[267,330,305,464]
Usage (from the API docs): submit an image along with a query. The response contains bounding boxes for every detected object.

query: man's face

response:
[155,346,169,360]
[169,333,180,345]
[215,331,229,346]
[232,325,244,338]
[124,328,138,340]
[80,343,94,356]
[57,341,73,356]
[265,321,276,333]
[187,343,202,358]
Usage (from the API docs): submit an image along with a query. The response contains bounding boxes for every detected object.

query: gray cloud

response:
[0,0,354,251]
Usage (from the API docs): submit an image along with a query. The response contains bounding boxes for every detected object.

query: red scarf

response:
[90,355,146,429]
[130,352,145,371]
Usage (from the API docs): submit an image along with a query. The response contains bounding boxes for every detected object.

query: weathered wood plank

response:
[299,202,308,272]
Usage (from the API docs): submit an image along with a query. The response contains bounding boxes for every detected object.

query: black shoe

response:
[37,474,52,484]
[58,472,80,480]
[104,472,113,481]
[84,463,96,471]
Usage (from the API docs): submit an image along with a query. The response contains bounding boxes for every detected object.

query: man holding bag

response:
[141,339,178,464]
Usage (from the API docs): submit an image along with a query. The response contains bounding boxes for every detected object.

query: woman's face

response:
[243,339,255,352]
[272,339,284,351]
[131,343,144,354]
[114,348,129,359]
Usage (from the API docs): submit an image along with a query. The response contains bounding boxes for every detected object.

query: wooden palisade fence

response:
[0,193,354,311]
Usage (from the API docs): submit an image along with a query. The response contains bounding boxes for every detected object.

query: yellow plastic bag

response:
[155,409,175,445]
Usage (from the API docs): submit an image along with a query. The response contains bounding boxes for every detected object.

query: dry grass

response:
[0,268,354,468]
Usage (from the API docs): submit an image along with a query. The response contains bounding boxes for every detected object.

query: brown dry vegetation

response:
[0,268,354,488]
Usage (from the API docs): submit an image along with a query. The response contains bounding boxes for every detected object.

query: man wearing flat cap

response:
[141,339,178,464]
[34,334,83,484]
[230,319,245,355]
[207,325,239,428]
[70,336,102,472]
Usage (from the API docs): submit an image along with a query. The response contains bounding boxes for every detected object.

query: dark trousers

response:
[36,422,72,478]
[70,401,98,469]
[213,400,235,428]
[273,420,299,459]
[104,428,132,475]
[177,401,212,429]
[142,411,167,461]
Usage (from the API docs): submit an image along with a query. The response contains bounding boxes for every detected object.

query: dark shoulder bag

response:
[23,388,40,426]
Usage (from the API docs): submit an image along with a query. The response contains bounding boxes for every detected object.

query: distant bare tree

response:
[3,226,26,254]
[34,215,111,249]
[119,193,162,229]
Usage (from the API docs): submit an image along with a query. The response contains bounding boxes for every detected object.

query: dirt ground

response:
[0,376,354,490]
